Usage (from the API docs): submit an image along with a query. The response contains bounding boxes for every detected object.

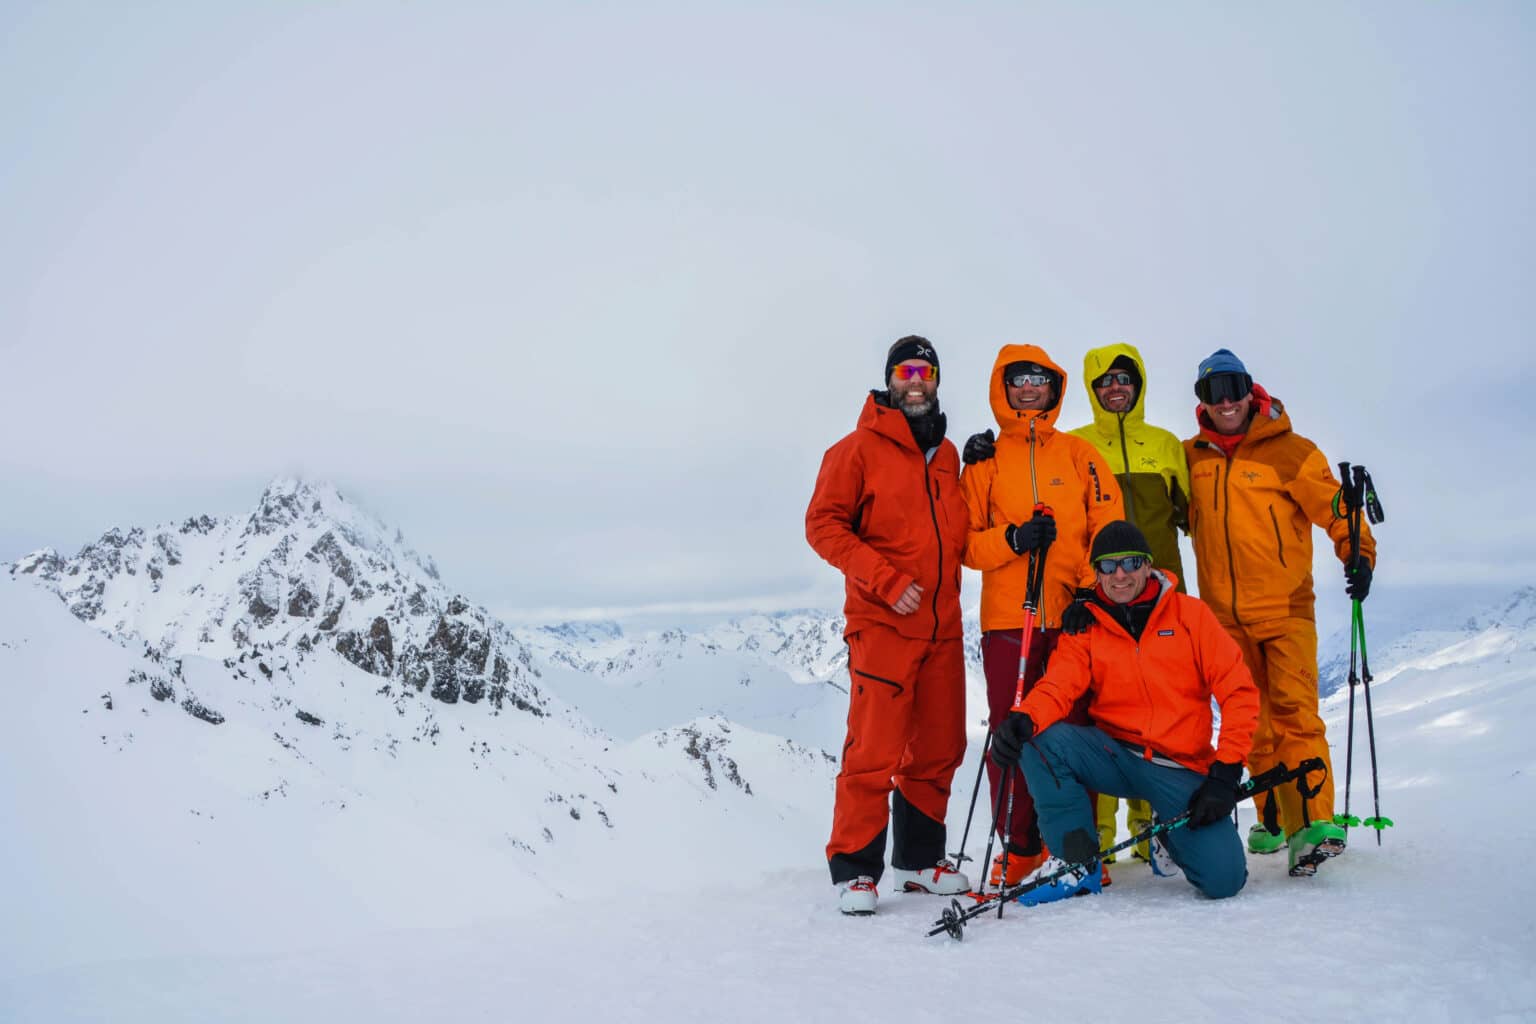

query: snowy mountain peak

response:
[6,480,542,718]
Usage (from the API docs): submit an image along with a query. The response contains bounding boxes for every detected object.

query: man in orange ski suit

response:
[1184,348,1376,876]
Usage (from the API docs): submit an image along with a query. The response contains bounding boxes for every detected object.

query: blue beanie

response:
[1197,348,1247,379]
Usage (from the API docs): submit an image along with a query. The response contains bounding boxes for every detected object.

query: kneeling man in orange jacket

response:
[991,520,1261,903]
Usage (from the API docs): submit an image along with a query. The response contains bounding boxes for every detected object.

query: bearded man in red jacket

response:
[806,336,972,916]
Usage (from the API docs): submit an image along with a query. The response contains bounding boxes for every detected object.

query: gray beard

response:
[899,395,936,418]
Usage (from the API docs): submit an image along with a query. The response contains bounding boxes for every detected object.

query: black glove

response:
[989,713,1036,768]
[1005,511,1057,554]
[1061,588,1096,635]
[1186,760,1243,828]
[962,429,996,466]
[1345,560,1372,602]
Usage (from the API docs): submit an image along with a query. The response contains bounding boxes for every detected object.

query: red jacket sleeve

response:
[805,438,913,607]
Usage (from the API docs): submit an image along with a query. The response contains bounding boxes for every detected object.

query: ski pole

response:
[1335,462,1364,834]
[948,729,992,871]
[996,509,1052,915]
[930,758,1326,940]
[1348,465,1391,843]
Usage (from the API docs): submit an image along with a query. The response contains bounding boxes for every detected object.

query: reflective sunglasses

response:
[1006,371,1052,388]
[893,363,937,382]
[1095,554,1149,575]
[1194,372,1251,406]
[1093,371,1135,389]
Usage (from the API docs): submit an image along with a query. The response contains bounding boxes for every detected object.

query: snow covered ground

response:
[3,551,1533,1020]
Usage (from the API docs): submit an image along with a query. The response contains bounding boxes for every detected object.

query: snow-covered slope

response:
[0,572,837,983]
[6,571,1533,1021]
[5,481,1531,1020]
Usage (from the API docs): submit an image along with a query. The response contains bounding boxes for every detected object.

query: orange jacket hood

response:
[989,345,1067,440]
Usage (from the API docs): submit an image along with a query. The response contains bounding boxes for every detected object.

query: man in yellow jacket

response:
[960,345,1123,888]
[1183,349,1376,877]
[1067,343,1191,865]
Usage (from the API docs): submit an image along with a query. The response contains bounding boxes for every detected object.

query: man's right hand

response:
[989,712,1036,767]
[962,429,996,465]
[891,582,923,615]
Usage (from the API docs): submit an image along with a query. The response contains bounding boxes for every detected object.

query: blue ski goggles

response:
[1095,554,1149,575]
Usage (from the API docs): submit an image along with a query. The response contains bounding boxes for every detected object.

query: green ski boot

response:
[1247,823,1285,855]
[1287,820,1347,877]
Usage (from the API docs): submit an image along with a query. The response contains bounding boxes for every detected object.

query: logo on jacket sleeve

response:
[1157,629,1174,636]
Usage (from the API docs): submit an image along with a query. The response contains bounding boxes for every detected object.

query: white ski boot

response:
[892,862,972,895]
[838,876,878,915]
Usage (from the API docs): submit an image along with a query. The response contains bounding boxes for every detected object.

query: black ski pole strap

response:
[1295,759,1328,801]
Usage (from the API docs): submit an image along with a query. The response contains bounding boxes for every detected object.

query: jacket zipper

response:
[1219,458,1242,625]
[923,456,943,643]
[1116,413,1138,524]
[1268,505,1288,567]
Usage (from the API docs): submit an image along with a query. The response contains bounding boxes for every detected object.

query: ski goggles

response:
[1194,372,1252,405]
[1094,554,1149,575]
[893,363,937,382]
[1093,371,1135,389]
[1005,370,1053,388]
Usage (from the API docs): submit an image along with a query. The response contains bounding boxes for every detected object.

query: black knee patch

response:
[1062,827,1098,865]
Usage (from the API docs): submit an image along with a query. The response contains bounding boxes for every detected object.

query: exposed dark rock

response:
[295,710,323,726]
[181,698,224,725]
[287,583,318,618]
[248,593,278,626]
[335,616,394,676]
[305,532,356,586]
[406,586,429,616]
[179,515,217,535]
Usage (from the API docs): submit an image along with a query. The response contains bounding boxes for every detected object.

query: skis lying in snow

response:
[929,758,1326,941]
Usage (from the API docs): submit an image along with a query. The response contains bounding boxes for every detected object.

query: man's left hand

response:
[1345,560,1372,602]
[1186,761,1243,828]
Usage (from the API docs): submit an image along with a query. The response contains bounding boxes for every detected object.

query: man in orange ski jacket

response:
[959,345,1123,887]
[1183,348,1377,878]
[806,336,972,915]
[989,520,1261,905]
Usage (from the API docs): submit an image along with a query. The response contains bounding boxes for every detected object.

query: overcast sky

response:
[2,3,1532,624]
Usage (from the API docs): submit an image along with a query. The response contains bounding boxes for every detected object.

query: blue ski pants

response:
[1015,722,1247,899]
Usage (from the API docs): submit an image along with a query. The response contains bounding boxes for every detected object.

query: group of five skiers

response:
[806,336,1376,916]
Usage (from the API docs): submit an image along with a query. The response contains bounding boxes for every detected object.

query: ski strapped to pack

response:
[1334,462,1393,843]
[929,757,1326,941]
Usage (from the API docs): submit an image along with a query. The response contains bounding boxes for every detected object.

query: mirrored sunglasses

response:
[894,363,937,382]
[1094,371,1135,389]
[1095,554,1148,575]
[1006,371,1052,388]
[1195,372,1251,406]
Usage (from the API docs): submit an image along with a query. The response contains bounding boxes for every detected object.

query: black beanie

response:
[1090,520,1153,563]
[1105,354,1142,393]
[885,335,939,383]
